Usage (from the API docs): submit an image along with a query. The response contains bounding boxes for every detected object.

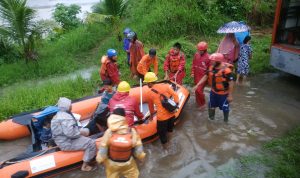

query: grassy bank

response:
[218,127,300,178]
[0,72,100,120]
[0,23,110,87]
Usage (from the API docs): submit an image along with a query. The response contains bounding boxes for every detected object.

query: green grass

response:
[0,72,100,120]
[250,34,275,74]
[0,23,110,87]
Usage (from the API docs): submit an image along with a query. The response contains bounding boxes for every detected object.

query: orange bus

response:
[270,0,300,76]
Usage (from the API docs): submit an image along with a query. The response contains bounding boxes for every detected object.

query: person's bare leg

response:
[236,74,240,85]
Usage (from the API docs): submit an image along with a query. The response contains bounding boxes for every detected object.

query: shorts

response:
[209,91,230,112]
[157,116,175,144]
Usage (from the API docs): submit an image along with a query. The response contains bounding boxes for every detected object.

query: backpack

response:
[151,88,178,113]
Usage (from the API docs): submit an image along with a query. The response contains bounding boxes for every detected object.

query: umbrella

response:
[217,21,250,34]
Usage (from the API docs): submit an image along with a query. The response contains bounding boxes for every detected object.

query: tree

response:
[92,0,128,18]
[53,3,81,31]
[0,0,38,62]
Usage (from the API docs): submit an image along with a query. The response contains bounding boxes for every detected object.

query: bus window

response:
[276,0,300,48]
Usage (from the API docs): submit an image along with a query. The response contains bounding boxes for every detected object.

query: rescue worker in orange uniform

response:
[191,42,210,109]
[96,108,146,178]
[144,72,179,149]
[163,42,186,85]
[128,32,145,78]
[99,49,120,86]
[193,53,234,122]
[108,81,144,126]
[137,48,158,80]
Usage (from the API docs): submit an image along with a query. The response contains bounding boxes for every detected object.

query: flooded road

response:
[1,73,300,177]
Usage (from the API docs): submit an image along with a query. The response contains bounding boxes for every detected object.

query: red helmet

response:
[197,41,208,51]
[209,53,225,62]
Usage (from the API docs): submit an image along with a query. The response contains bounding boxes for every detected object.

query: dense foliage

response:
[53,3,81,30]
[92,0,129,18]
[0,0,38,62]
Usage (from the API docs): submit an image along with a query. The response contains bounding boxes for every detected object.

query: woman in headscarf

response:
[217,33,240,64]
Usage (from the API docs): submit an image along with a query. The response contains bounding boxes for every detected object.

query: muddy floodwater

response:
[1,73,300,177]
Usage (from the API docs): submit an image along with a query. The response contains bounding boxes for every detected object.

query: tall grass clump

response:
[124,0,227,44]
[0,23,110,87]
[0,75,98,121]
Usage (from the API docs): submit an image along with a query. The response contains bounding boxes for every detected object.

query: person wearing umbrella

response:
[192,53,234,123]
[216,21,250,64]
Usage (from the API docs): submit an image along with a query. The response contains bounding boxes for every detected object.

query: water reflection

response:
[27,0,99,20]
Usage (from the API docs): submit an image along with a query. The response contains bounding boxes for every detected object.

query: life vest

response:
[108,131,133,162]
[169,53,182,73]
[99,56,111,77]
[208,63,233,95]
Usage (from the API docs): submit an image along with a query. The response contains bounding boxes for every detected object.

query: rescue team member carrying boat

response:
[164,42,186,85]
[97,108,146,178]
[144,72,179,150]
[108,81,144,126]
[100,49,121,87]
[51,97,97,171]
[193,53,234,122]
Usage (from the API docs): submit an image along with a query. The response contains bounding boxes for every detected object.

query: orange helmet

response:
[197,41,208,51]
[209,53,225,62]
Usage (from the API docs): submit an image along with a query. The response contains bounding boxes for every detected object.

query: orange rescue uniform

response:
[129,40,145,75]
[137,54,158,76]
[146,83,179,121]
[208,63,233,95]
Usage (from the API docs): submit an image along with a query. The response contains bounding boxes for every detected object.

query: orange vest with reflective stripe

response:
[169,54,181,73]
[208,63,233,95]
[108,132,132,162]
[100,56,110,77]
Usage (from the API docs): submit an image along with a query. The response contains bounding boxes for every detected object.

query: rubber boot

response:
[208,108,215,120]
[223,112,229,122]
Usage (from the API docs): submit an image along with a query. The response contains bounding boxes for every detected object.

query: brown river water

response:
[1,73,300,177]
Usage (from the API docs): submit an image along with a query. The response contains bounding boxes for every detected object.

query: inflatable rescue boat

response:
[0,81,189,178]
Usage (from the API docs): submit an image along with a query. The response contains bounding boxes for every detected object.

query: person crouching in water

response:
[144,72,179,150]
[51,97,97,171]
[108,81,144,127]
[193,53,234,122]
[191,41,210,110]
[96,108,146,178]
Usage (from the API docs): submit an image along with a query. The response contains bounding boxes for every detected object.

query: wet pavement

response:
[1,73,300,177]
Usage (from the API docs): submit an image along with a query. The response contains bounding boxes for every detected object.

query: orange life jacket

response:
[108,131,133,162]
[169,54,181,73]
[208,63,233,95]
[100,56,110,77]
